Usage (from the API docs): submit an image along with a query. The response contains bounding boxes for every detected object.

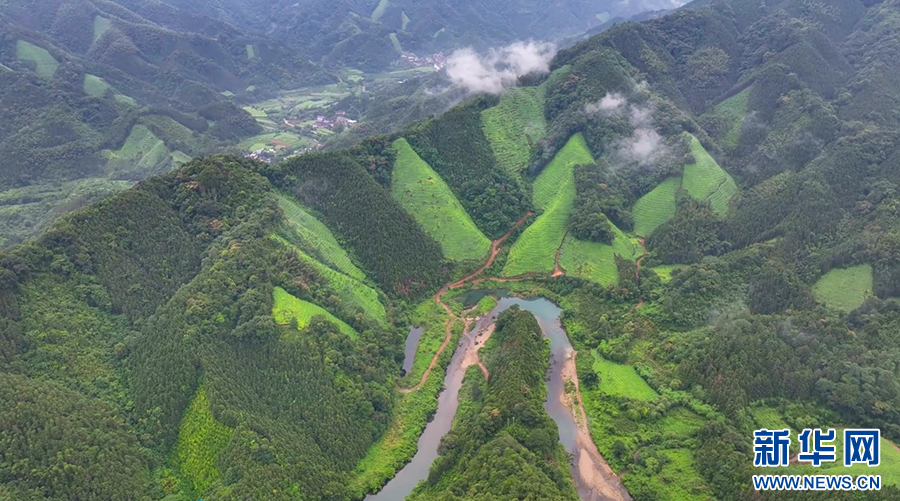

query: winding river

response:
[367,296,630,501]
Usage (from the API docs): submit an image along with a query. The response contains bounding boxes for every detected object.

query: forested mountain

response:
[153,0,685,71]
[0,0,333,248]
[5,0,900,500]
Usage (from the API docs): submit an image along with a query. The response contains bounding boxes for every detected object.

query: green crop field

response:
[682,135,738,216]
[16,40,58,78]
[813,265,873,312]
[276,193,368,281]
[560,225,639,285]
[115,94,136,106]
[651,264,685,283]
[272,287,358,339]
[83,74,109,97]
[632,176,682,237]
[238,132,307,152]
[246,44,255,59]
[171,151,192,165]
[392,138,491,261]
[104,125,169,174]
[141,114,200,149]
[273,235,387,324]
[371,0,390,21]
[173,385,233,495]
[504,134,594,276]
[401,10,411,30]
[713,88,750,149]
[93,16,111,41]
[389,33,402,53]
[482,86,548,175]
[592,352,659,401]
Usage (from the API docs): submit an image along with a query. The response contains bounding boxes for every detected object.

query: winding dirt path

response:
[399,212,533,393]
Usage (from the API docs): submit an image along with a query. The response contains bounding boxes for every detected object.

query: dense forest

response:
[5,0,900,500]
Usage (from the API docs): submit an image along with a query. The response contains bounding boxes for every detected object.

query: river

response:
[367,296,630,501]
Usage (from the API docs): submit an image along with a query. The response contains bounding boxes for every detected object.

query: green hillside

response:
[273,286,358,339]
[682,135,738,216]
[559,224,639,285]
[276,193,368,281]
[391,138,491,261]
[813,265,873,312]
[632,176,681,237]
[504,133,593,276]
[482,85,548,175]
[15,40,57,78]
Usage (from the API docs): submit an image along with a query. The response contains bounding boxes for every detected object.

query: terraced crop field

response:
[389,33,402,53]
[171,151,192,165]
[713,87,750,149]
[371,0,389,21]
[682,135,738,216]
[504,134,593,276]
[273,287,358,339]
[16,40,58,78]
[592,352,658,401]
[632,176,681,237]
[276,194,367,281]
[482,86,547,175]
[238,132,307,152]
[813,264,873,312]
[392,138,491,261]
[83,74,109,97]
[173,386,232,495]
[246,44,255,59]
[141,114,199,149]
[651,264,684,283]
[93,16,111,41]
[105,125,168,174]
[273,235,387,324]
[559,224,639,285]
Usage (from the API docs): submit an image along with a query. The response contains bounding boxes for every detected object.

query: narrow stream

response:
[368,296,625,501]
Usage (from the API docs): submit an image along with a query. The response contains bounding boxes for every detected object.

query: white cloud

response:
[445,41,557,94]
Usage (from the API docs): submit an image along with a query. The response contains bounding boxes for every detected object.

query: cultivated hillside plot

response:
[504,134,593,276]
[592,352,658,401]
[812,264,873,312]
[16,40,58,78]
[560,224,639,285]
[173,386,233,495]
[632,176,681,237]
[482,85,548,175]
[104,125,169,175]
[274,235,387,324]
[712,87,750,149]
[682,135,738,216]
[272,287,358,339]
[392,138,491,261]
[276,193,368,281]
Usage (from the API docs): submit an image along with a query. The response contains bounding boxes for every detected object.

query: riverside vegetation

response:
[4,1,900,501]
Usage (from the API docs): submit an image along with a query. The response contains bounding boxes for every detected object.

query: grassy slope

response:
[275,193,367,281]
[272,287,358,339]
[273,235,387,324]
[632,176,681,237]
[371,0,390,21]
[392,138,491,261]
[104,125,168,174]
[812,264,873,312]
[481,85,548,175]
[713,88,750,149]
[560,224,639,286]
[592,351,659,401]
[682,135,738,217]
[173,385,233,496]
[389,33,403,53]
[504,134,593,276]
[93,16,111,41]
[83,74,109,97]
[16,40,58,78]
